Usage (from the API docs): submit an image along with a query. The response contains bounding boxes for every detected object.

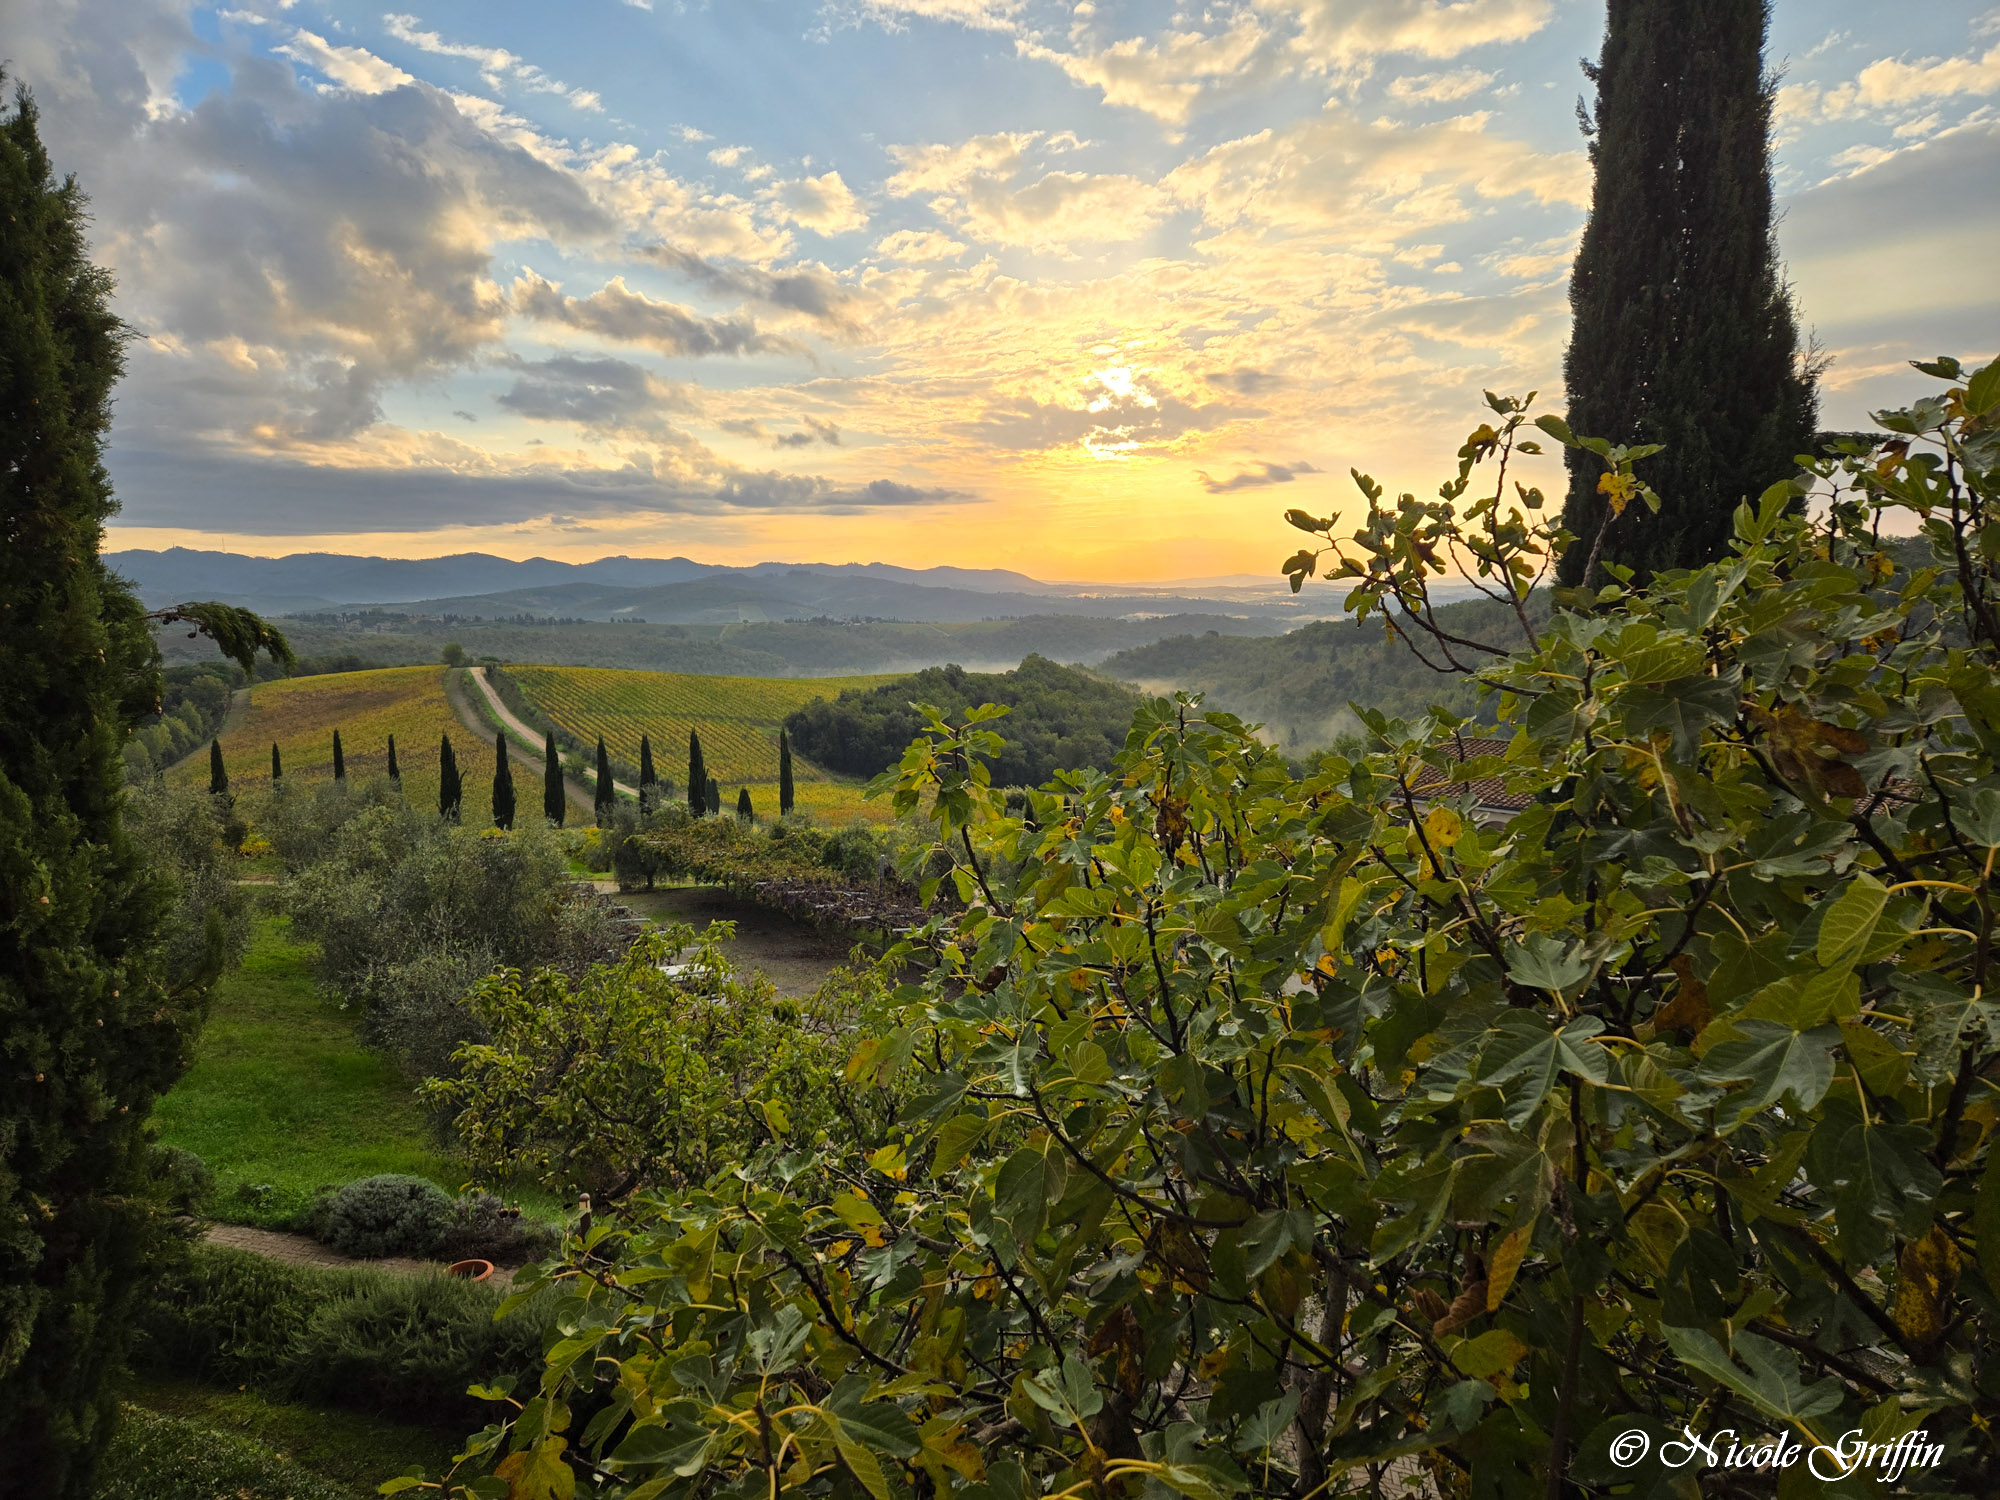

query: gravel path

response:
[467,666,640,799]
[202,1223,514,1286]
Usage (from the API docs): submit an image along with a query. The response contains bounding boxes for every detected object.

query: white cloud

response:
[1018,16,1273,127]
[827,0,1023,34]
[382,12,604,111]
[511,272,796,358]
[275,29,414,93]
[1255,0,1552,75]
[763,170,869,236]
[887,134,1164,253]
[1387,68,1495,103]
[876,229,968,261]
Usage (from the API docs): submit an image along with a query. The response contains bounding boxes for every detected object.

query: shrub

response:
[435,1192,560,1269]
[94,1405,351,1500]
[321,1175,453,1259]
[146,1145,214,1216]
[134,1246,554,1425]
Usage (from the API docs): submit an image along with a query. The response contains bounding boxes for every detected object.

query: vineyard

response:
[507,666,900,824]
[173,666,503,826]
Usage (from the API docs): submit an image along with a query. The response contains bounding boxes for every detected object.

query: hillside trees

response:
[783,654,1138,785]
[1556,0,1816,583]
[0,78,289,1498]
[420,364,2000,1499]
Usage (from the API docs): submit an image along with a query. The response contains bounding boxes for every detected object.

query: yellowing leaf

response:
[1422,806,1463,849]
[1485,1224,1533,1312]
[1450,1329,1527,1381]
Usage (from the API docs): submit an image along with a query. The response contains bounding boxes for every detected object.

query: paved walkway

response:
[202,1222,515,1286]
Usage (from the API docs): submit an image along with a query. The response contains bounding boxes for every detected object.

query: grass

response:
[152,916,457,1227]
[111,1378,462,1498]
[96,1403,359,1500]
[173,665,501,827]
[509,664,901,824]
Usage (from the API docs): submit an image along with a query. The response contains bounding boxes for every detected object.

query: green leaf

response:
[994,1146,1050,1252]
[1816,873,1888,970]
[1232,1389,1302,1455]
[1661,1327,1841,1426]
[1696,1021,1839,1131]
[1503,933,1592,995]
[1804,1097,1943,1263]
[1477,1013,1609,1126]
[1616,674,1740,758]
[1963,357,2000,416]
[1978,1146,2000,1301]
[1023,1354,1103,1427]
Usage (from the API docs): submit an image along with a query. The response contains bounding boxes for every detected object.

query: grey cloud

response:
[638,242,870,330]
[1205,367,1288,395]
[452,409,479,421]
[966,389,1243,452]
[720,414,843,448]
[1195,460,1322,493]
[494,353,698,428]
[512,272,797,358]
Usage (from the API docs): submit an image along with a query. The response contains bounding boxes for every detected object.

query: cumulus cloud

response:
[887,133,1165,252]
[721,415,843,448]
[1195,460,1321,492]
[1019,16,1275,127]
[1781,39,2000,125]
[762,169,869,235]
[511,272,796,358]
[1256,0,1552,75]
[637,243,870,329]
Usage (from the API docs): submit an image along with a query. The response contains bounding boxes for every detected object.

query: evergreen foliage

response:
[330,728,344,781]
[783,654,1139,785]
[705,777,720,817]
[270,742,282,781]
[386,733,399,783]
[638,732,656,810]
[1556,0,1816,584]
[541,731,564,827]
[687,729,706,818]
[0,78,274,1497]
[208,739,227,796]
[594,735,613,820]
[490,732,514,831]
[735,786,752,821]
[437,735,460,822]
[778,727,795,815]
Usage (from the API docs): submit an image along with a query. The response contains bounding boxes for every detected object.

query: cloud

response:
[1255,0,1552,76]
[875,229,968,261]
[825,0,1023,34]
[1204,368,1288,396]
[762,169,869,235]
[964,368,1242,456]
[382,13,603,111]
[721,415,843,448]
[887,133,1165,252]
[494,353,698,428]
[637,244,870,328]
[1195,460,1322,493]
[511,272,795,357]
[275,29,415,94]
[1018,17,1274,127]
[1387,68,1496,103]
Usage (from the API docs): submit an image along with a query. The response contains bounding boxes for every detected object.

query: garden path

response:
[202,1223,516,1286]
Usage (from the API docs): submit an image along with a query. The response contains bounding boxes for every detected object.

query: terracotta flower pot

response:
[448,1258,495,1282]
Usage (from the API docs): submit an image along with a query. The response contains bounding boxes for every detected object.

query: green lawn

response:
[109,1378,463,1498]
[154,916,457,1226]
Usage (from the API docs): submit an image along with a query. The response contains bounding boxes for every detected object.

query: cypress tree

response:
[707,777,721,817]
[492,732,515,830]
[737,786,753,821]
[0,79,286,1497]
[1556,0,1816,586]
[439,734,461,821]
[594,736,614,822]
[638,734,657,811]
[270,741,282,782]
[208,739,228,796]
[387,733,400,783]
[331,728,344,781]
[688,729,707,818]
[542,731,565,827]
[778,729,795,817]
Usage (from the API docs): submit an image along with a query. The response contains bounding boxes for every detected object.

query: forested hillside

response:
[1103,595,1541,749]
[783,655,1139,786]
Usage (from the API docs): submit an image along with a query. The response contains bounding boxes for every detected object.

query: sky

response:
[7,0,1998,581]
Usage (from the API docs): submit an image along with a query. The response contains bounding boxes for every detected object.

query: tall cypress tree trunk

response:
[492,732,514,830]
[0,81,197,1497]
[209,739,228,796]
[439,734,461,821]
[270,742,282,782]
[1557,0,1815,585]
[387,733,400,784]
[638,734,656,812]
[331,728,344,781]
[688,730,706,818]
[779,729,795,817]
[542,731,565,827]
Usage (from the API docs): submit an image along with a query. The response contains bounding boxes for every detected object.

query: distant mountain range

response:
[108,547,1352,626]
